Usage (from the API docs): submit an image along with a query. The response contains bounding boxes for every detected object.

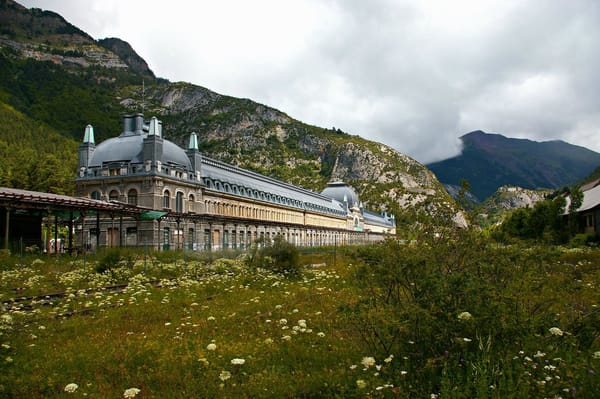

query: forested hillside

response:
[0,101,77,194]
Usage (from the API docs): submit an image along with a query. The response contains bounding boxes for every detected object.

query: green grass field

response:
[0,236,598,398]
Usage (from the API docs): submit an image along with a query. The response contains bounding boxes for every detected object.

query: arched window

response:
[90,191,101,200]
[127,189,138,206]
[109,190,119,201]
[163,190,170,209]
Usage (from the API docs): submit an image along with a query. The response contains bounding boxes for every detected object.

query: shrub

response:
[245,235,301,277]
[569,233,599,247]
[95,248,136,274]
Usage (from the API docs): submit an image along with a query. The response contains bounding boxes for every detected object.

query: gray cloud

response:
[18,0,600,163]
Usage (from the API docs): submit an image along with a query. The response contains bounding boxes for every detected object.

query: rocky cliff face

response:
[485,186,549,211]
[120,83,464,226]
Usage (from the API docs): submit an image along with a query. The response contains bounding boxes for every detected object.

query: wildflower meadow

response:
[0,231,598,398]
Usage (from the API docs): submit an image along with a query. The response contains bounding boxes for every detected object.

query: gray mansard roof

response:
[201,156,347,217]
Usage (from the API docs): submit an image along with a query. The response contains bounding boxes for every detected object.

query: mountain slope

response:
[427,130,600,200]
[0,0,463,227]
[0,100,77,194]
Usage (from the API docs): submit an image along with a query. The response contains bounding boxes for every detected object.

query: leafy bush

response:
[345,232,600,397]
[95,249,122,274]
[569,233,599,247]
[245,235,301,277]
[95,249,134,274]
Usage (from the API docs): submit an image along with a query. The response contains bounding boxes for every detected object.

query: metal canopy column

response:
[3,208,9,250]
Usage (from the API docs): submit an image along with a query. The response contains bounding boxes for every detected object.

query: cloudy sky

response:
[19,0,600,163]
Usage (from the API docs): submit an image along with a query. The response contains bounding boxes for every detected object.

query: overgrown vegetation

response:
[245,235,301,278]
[490,186,599,246]
[0,235,598,398]
[347,232,599,397]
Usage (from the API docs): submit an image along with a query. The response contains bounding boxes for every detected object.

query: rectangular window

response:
[188,228,195,250]
[204,229,211,250]
[163,227,170,251]
[176,192,183,213]
[223,230,229,249]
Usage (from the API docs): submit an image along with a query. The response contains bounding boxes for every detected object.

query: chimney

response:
[133,113,144,135]
[122,114,135,135]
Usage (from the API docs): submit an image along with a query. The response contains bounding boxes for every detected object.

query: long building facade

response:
[75,113,395,251]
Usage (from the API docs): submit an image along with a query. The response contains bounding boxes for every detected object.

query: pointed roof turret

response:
[83,125,95,144]
[188,132,199,150]
[148,116,162,137]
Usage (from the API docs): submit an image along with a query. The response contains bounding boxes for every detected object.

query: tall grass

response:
[0,237,598,398]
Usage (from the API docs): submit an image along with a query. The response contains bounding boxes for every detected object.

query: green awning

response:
[140,211,168,220]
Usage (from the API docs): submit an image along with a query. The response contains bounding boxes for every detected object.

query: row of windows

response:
[91,189,138,205]
[203,177,343,216]
[203,200,304,223]
[163,190,195,213]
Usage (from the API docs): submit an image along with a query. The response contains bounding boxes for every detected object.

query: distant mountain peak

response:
[427,131,600,200]
[98,37,155,78]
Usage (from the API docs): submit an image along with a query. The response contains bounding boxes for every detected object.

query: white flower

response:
[219,370,231,381]
[206,343,217,351]
[356,379,367,389]
[463,337,472,342]
[317,332,325,337]
[282,335,291,341]
[458,311,473,321]
[279,318,288,325]
[549,327,563,336]
[297,319,307,328]
[384,355,394,363]
[207,316,216,321]
[401,370,408,375]
[231,358,245,365]
[593,351,600,359]
[123,387,141,398]
[64,383,78,393]
[361,356,376,368]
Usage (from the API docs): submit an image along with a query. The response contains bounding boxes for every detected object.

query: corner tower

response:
[78,124,95,177]
[187,132,202,179]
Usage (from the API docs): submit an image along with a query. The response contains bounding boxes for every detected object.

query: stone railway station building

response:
[73,113,395,251]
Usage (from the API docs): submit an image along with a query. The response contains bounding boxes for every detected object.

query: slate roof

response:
[201,156,346,216]
[578,184,600,212]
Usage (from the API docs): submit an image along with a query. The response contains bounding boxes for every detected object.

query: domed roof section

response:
[163,140,192,169]
[321,181,360,207]
[88,115,192,170]
[89,135,143,166]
